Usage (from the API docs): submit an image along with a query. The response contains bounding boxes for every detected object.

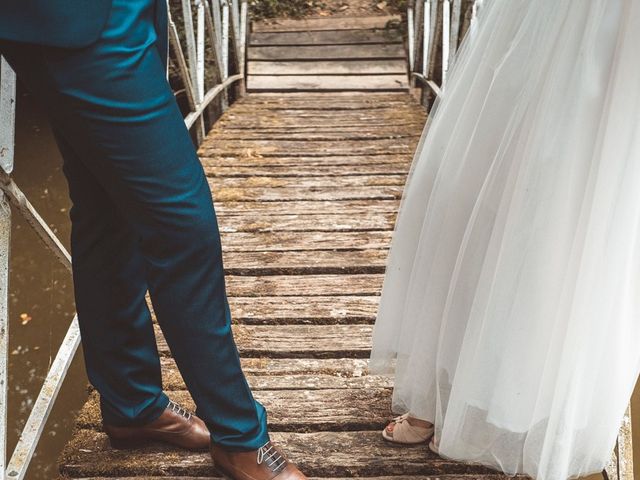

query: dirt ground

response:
[307,0,404,17]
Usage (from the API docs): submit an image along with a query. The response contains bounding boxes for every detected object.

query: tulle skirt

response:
[370,1,640,479]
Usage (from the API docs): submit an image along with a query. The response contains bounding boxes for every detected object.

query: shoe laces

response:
[256,441,287,473]
[167,400,193,420]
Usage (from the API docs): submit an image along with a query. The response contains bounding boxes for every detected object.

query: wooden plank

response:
[224,274,383,297]
[201,155,413,168]
[248,44,405,61]
[237,91,418,103]
[227,296,380,324]
[158,358,392,390]
[155,324,374,358]
[216,212,396,232]
[212,185,403,202]
[250,29,402,46]
[252,16,402,32]
[248,74,409,91]
[219,231,393,251]
[226,100,422,109]
[214,200,400,216]
[223,249,388,275]
[238,357,372,376]
[199,139,418,156]
[76,387,391,432]
[248,59,407,75]
[218,109,424,120]
[204,164,411,177]
[209,175,406,189]
[216,120,425,130]
[60,430,498,478]
[147,296,379,324]
[207,129,416,140]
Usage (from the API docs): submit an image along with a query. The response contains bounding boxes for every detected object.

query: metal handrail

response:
[405,2,634,479]
[0,1,249,478]
[407,0,481,106]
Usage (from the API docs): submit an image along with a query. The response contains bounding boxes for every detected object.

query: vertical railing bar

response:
[194,0,206,139]
[428,0,438,74]
[422,0,431,77]
[196,0,206,100]
[221,1,230,83]
[407,4,415,75]
[442,0,451,87]
[229,0,242,79]
[231,0,241,41]
[449,0,462,66]
[168,15,198,111]
[0,192,8,480]
[0,57,14,480]
[0,60,16,176]
[181,0,200,100]
[237,0,248,95]
[413,0,422,77]
[211,0,224,54]
[181,0,205,140]
[203,0,224,84]
[211,0,228,110]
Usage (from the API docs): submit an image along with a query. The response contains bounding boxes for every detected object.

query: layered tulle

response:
[370,1,640,479]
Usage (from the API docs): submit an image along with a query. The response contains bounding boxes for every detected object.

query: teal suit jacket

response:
[0,0,112,47]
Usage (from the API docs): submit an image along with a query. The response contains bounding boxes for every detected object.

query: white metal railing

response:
[0,1,248,478]
[407,0,482,105]
[406,2,634,479]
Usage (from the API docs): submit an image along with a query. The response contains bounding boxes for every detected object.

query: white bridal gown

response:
[370,0,640,479]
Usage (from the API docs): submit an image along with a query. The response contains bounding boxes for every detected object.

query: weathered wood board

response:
[61,430,499,479]
[226,295,381,324]
[154,324,374,358]
[248,59,407,75]
[248,75,410,91]
[250,29,402,45]
[252,16,402,32]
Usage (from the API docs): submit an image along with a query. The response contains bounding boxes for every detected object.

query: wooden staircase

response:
[247,16,410,92]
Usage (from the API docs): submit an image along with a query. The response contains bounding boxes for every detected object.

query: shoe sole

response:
[109,435,208,451]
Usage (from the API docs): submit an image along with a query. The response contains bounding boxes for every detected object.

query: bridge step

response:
[247,16,409,92]
[60,430,496,478]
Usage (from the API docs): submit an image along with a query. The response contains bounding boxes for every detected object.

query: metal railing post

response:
[0,56,16,480]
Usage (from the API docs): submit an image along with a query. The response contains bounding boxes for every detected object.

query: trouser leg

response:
[56,132,169,426]
[0,0,268,450]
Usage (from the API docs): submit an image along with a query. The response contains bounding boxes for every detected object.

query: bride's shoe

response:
[381,413,434,444]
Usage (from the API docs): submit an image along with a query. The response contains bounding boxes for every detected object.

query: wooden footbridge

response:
[57,13,509,480]
[50,7,629,480]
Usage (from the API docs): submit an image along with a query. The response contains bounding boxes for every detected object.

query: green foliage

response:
[249,0,324,20]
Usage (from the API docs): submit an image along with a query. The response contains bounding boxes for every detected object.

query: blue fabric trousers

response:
[0,0,269,451]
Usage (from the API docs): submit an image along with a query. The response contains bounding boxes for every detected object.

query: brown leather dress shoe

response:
[104,400,210,451]
[211,440,307,480]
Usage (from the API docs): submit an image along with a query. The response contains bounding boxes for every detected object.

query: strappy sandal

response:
[381,413,434,444]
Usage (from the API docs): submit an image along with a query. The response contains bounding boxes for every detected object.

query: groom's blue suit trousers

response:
[0,0,269,451]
